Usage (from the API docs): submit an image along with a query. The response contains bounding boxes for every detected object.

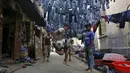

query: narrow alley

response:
[0,0,130,73]
[13,52,100,73]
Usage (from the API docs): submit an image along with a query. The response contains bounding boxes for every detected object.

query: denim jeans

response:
[43,0,49,13]
[101,0,105,11]
[85,46,94,69]
[87,0,94,6]
[46,0,103,33]
[66,0,71,9]
[106,0,110,9]
[93,0,101,8]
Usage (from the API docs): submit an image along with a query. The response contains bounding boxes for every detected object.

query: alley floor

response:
[14,52,100,73]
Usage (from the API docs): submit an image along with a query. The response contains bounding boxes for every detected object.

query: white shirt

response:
[55,27,65,41]
[58,27,65,33]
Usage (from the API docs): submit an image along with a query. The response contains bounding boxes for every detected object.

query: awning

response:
[17,0,45,27]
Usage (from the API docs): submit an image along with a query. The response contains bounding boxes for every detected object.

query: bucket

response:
[113,62,130,73]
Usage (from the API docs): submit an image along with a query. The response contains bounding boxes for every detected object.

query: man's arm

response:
[54,30,60,38]
[90,40,94,49]
[90,32,95,50]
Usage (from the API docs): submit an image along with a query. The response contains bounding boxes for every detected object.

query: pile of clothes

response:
[94,51,105,59]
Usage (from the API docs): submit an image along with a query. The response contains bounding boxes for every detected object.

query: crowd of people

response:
[42,23,95,72]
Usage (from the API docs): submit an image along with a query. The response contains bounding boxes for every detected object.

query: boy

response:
[43,32,52,62]
[53,24,71,66]
[82,24,95,72]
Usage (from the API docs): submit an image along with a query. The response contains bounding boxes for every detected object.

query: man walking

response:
[82,24,95,72]
[43,32,52,62]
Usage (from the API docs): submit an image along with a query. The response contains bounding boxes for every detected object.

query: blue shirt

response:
[83,30,95,46]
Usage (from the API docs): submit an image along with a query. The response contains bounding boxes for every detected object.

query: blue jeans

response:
[86,54,94,68]
[101,0,105,11]
[85,46,94,69]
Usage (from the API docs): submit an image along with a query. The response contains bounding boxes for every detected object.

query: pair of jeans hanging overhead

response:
[72,15,77,23]
[62,1,68,14]
[71,0,77,14]
[63,15,66,24]
[82,4,87,14]
[125,10,130,22]
[101,0,105,11]
[52,1,58,8]
[49,6,55,21]
[119,12,126,28]
[106,0,110,9]
[101,0,110,11]
[89,0,94,6]
[66,0,72,10]
[43,0,49,13]
[53,13,58,22]
[69,13,73,23]
[48,0,53,6]
[93,0,101,8]
[108,13,122,23]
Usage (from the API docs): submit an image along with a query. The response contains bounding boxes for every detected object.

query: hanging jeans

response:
[101,0,105,11]
[86,0,93,6]
[85,46,94,69]
[106,0,110,9]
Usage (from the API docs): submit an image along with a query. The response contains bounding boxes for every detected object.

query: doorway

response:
[2,8,15,58]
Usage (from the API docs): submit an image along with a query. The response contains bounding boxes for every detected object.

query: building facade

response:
[0,0,45,60]
[96,0,130,58]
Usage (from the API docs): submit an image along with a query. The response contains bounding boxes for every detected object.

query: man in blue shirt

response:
[82,24,95,72]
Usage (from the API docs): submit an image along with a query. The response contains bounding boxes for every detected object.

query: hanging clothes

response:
[93,20,100,33]
[119,12,126,28]
[108,13,122,23]
[93,0,101,8]
[44,0,104,35]
[125,10,130,22]
[106,0,110,9]
[101,0,105,11]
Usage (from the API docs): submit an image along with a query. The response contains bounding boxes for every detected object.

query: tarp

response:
[103,53,127,62]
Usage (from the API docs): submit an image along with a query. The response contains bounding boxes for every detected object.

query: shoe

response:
[63,61,69,66]
[68,59,71,61]
[43,58,45,62]
[47,59,50,62]
[85,68,90,71]
[87,69,92,72]
[65,63,70,66]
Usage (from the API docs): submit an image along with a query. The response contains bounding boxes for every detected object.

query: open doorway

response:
[2,8,15,58]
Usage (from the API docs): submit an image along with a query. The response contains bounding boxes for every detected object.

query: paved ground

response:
[14,52,101,73]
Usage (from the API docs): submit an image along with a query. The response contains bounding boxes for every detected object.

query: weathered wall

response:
[96,0,130,58]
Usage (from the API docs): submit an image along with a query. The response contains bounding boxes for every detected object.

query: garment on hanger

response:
[125,10,130,22]
[119,12,126,28]
[106,0,110,9]
[101,0,105,11]
[108,13,122,23]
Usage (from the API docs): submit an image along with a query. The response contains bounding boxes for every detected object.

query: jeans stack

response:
[40,0,111,35]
